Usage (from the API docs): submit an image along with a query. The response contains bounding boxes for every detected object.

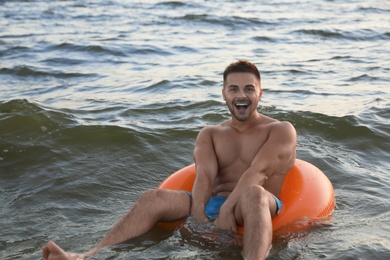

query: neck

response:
[230,112,262,131]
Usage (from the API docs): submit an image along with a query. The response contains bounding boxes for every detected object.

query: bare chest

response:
[213,127,269,169]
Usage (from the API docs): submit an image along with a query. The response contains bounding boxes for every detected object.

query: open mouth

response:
[235,103,249,110]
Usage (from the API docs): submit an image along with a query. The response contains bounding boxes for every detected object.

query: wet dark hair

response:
[223,60,261,84]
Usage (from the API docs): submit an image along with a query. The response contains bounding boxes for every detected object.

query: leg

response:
[42,189,191,260]
[234,185,277,260]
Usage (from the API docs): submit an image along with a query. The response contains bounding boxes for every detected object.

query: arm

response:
[215,121,297,230]
[191,126,219,221]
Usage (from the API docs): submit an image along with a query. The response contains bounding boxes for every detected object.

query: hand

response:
[214,207,237,232]
[191,211,209,224]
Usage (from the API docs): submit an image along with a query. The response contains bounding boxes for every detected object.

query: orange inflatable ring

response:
[158,159,335,235]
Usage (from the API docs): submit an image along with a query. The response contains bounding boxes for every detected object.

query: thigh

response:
[155,189,192,222]
[233,188,278,225]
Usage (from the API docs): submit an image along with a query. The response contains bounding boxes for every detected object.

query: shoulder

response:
[258,116,296,141]
[198,120,231,135]
[270,120,295,133]
[266,120,297,145]
[260,115,295,131]
[197,125,215,137]
[195,124,218,143]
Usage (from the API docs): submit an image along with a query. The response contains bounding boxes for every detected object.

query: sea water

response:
[0,0,389,259]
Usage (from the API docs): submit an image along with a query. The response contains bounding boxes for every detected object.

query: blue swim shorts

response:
[185,192,283,221]
[205,195,227,221]
[274,195,282,215]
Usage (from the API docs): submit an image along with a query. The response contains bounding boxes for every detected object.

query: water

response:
[0,0,389,259]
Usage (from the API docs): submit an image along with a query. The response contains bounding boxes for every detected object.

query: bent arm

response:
[191,126,219,220]
[220,121,297,214]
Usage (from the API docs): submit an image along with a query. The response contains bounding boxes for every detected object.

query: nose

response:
[237,89,247,98]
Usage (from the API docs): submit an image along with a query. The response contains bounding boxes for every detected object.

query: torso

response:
[210,115,284,197]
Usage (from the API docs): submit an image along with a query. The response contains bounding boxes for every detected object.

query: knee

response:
[240,185,269,211]
[138,189,161,204]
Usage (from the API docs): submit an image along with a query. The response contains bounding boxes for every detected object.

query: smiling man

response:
[42,60,296,260]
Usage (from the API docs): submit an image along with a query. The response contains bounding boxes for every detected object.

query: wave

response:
[155,1,189,8]
[0,65,96,78]
[357,6,390,13]
[0,99,200,155]
[347,74,386,82]
[264,107,390,168]
[178,13,274,28]
[293,29,390,41]
[46,42,173,57]
[251,36,276,42]
[2,99,387,151]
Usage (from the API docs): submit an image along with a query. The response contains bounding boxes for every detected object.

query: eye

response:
[246,86,255,92]
[228,86,238,92]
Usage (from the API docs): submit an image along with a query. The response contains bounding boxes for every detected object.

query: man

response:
[42,60,296,260]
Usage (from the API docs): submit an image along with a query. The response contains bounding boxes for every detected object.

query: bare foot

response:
[42,241,84,260]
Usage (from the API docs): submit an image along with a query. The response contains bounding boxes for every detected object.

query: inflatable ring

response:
[158,159,335,235]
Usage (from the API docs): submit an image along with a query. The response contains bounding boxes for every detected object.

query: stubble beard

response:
[227,103,252,122]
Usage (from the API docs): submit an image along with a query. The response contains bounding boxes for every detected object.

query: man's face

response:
[222,72,262,122]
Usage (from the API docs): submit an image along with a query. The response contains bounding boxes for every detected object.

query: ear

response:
[222,88,226,101]
[258,87,263,101]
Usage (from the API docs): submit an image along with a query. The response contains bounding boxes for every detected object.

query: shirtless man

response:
[42,60,296,260]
